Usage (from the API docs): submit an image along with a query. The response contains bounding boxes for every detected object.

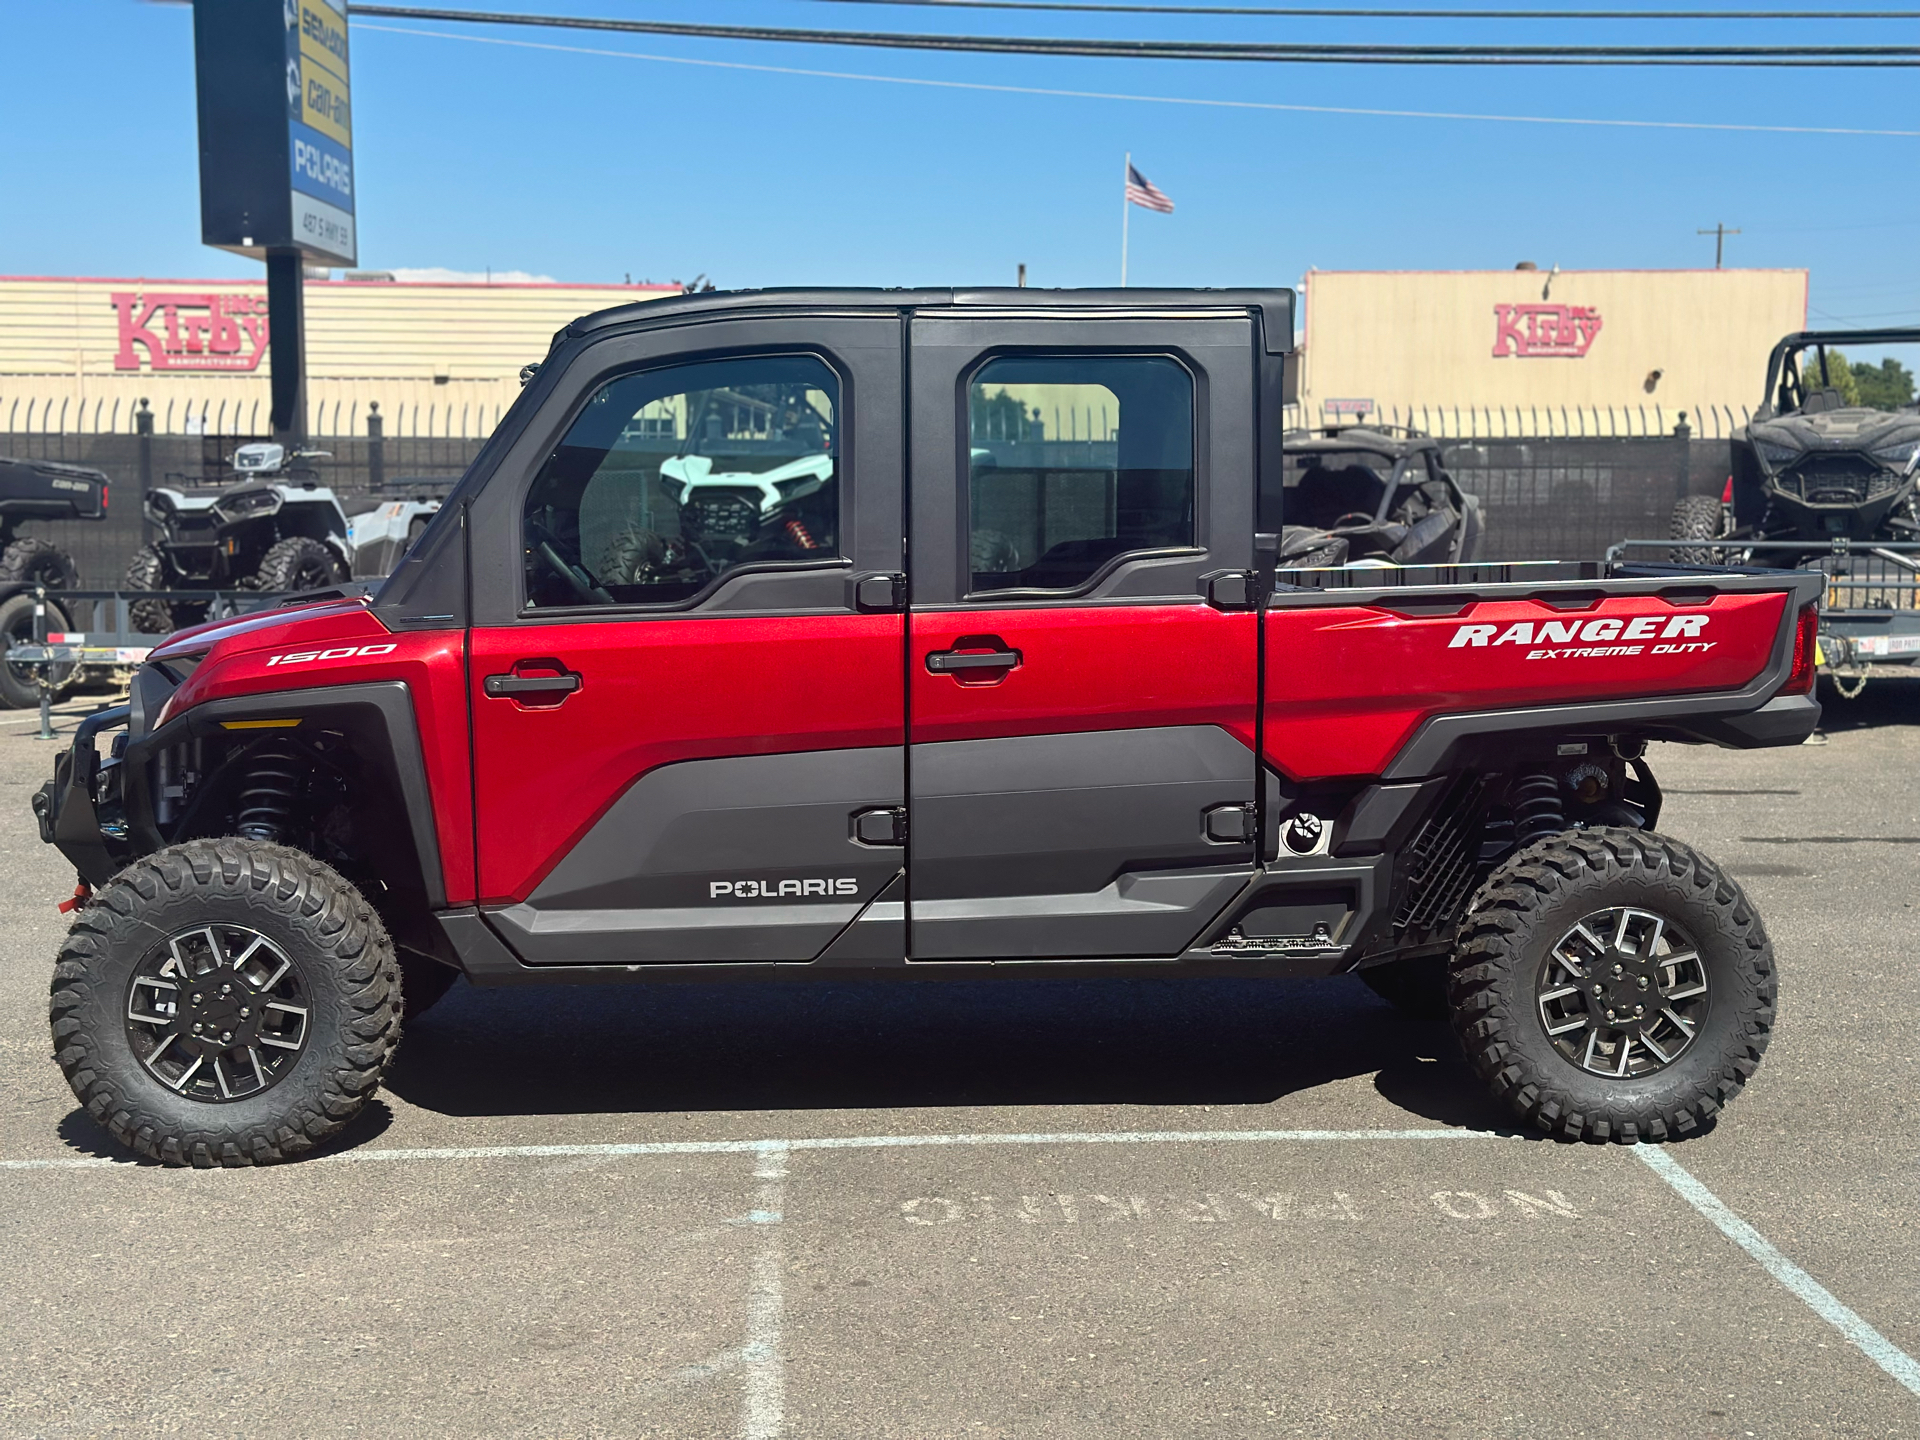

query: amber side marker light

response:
[1783,605,1820,696]
[219,718,302,730]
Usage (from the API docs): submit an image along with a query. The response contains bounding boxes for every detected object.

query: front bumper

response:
[34,704,133,886]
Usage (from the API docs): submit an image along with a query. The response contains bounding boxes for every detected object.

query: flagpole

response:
[1120,150,1130,288]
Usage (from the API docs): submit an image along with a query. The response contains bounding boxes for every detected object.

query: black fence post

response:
[367,402,385,494]
[136,398,154,545]
[1673,411,1692,497]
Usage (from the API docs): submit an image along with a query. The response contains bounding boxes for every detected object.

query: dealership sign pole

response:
[191,0,357,445]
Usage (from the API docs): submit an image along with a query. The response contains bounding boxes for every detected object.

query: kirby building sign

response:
[112,293,270,373]
[1492,303,1604,360]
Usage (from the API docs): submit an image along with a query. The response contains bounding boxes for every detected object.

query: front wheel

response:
[1448,828,1774,1143]
[49,839,402,1166]
[254,536,346,594]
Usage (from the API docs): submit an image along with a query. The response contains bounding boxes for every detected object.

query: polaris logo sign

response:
[712,878,861,900]
[1449,614,1714,660]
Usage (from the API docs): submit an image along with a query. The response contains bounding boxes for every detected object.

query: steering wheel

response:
[536,540,612,605]
[1332,512,1376,530]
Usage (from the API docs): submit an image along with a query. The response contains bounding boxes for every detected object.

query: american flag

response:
[1125,164,1174,214]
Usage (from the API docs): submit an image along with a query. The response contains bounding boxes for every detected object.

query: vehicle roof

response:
[1284,427,1439,458]
[562,286,1296,350]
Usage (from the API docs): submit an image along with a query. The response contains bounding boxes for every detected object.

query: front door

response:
[467,316,908,965]
[905,312,1262,960]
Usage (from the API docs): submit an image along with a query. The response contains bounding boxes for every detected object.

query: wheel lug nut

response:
[192,1022,203,1034]
[220,1031,232,1042]
[1606,1008,1616,1020]
[221,984,231,995]
[239,1006,250,1018]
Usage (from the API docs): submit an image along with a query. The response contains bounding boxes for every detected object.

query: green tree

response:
[1852,356,1916,411]
[1801,347,1860,406]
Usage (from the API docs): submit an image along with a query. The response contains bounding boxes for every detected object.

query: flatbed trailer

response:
[1610,537,1920,696]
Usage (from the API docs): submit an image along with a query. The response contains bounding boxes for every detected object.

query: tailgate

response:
[1264,571,1818,779]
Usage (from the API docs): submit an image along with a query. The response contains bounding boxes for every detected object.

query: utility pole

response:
[1697,223,1741,269]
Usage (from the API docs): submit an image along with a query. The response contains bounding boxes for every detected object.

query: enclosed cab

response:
[37,288,1819,1167]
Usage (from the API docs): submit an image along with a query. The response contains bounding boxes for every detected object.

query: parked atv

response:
[127,442,355,632]
[1279,427,1483,568]
[1670,327,1920,559]
[0,456,109,707]
[1666,328,1920,686]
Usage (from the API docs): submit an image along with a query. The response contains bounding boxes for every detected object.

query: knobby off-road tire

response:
[0,536,80,590]
[255,536,345,594]
[124,543,178,636]
[49,839,402,1167]
[1668,494,1729,566]
[1448,828,1774,1144]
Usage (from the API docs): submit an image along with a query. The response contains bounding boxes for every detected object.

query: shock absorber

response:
[235,739,301,843]
[1511,768,1567,848]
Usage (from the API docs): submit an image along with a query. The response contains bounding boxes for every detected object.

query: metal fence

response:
[0,427,484,587]
[1,422,1723,587]
[1442,435,1707,564]
[0,393,508,441]
[1284,400,1754,441]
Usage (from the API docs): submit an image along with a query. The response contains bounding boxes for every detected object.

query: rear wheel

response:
[255,536,346,594]
[1668,495,1729,565]
[1449,828,1774,1143]
[0,536,80,590]
[48,839,402,1166]
[0,592,73,709]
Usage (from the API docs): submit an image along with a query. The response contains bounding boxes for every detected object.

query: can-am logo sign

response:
[111,293,270,373]
[1492,303,1603,359]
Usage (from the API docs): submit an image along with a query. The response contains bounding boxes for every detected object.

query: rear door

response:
[905,310,1261,959]
[466,314,908,965]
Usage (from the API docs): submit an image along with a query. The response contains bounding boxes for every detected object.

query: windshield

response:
[1771,339,1920,416]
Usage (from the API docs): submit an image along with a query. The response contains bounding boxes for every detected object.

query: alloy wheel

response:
[124,925,310,1102]
[1535,907,1709,1078]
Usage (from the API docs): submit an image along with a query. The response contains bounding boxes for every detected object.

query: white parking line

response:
[742,1141,788,1440]
[0,1128,1522,1171]
[1637,1146,1920,1401]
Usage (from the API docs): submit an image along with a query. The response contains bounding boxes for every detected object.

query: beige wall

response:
[1296,268,1807,435]
[0,275,679,436]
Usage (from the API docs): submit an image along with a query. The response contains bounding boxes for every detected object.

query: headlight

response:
[1870,440,1920,472]
[1755,442,1802,471]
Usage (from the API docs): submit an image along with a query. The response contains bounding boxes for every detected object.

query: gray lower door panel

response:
[908,726,1256,959]
[504,747,904,965]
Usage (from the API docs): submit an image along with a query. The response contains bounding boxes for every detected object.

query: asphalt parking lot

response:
[2,688,1917,1439]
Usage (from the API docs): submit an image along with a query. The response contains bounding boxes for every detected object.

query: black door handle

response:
[484,672,581,697]
[926,640,1022,675]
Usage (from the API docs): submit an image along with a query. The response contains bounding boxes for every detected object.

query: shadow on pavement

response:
[1814,675,1918,733]
[379,974,1512,1133]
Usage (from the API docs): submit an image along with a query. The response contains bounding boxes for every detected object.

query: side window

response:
[966,354,1195,595]
[523,354,840,609]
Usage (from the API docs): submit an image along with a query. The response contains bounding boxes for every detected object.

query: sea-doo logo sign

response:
[112,293,270,373]
[712,878,861,900]
[1449,615,1714,660]
[1492,304,1603,359]
[265,643,397,666]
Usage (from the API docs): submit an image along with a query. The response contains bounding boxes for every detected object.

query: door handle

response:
[483,670,581,698]
[925,638,1022,676]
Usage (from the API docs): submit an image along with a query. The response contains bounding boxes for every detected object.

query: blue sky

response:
[2,0,1917,328]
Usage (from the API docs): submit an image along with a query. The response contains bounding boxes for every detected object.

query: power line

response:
[782,0,1920,17]
[351,6,1920,63]
[356,19,1920,132]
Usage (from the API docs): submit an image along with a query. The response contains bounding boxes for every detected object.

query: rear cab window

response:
[965,354,1195,596]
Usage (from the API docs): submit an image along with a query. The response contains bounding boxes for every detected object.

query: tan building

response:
[1294,267,1808,438]
[0,274,679,437]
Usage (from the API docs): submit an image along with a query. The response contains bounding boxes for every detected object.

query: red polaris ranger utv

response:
[35,289,1820,1167]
